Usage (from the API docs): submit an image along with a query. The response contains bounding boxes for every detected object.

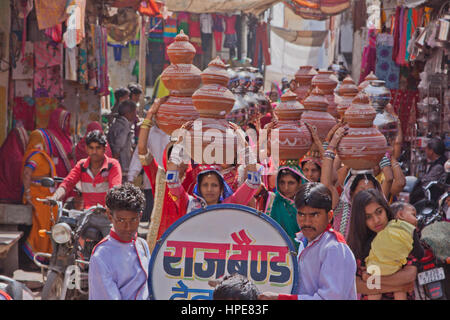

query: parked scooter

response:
[33,177,110,300]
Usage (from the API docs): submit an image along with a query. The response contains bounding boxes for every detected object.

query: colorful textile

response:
[12,41,33,80]
[359,28,377,84]
[34,41,63,98]
[189,13,202,54]
[22,130,57,261]
[212,14,224,51]
[45,24,63,43]
[224,15,237,35]
[253,22,271,67]
[95,26,109,96]
[89,230,150,300]
[15,80,33,98]
[148,17,164,43]
[35,97,58,129]
[177,12,189,35]
[375,33,400,89]
[34,41,63,69]
[13,97,35,131]
[65,47,78,81]
[0,126,28,203]
[46,107,74,177]
[78,38,88,84]
[163,15,177,60]
[86,24,98,89]
[389,89,419,136]
[34,0,68,30]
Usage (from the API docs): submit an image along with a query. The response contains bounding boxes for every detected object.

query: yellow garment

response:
[154,75,169,99]
[366,219,415,276]
[376,171,393,204]
[22,131,57,257]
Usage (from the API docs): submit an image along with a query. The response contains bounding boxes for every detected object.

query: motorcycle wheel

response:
[41,271,63,300]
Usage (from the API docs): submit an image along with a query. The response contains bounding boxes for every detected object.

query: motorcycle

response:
[0,276,35,300]
[414,182,450,300]
[33,177,110,300]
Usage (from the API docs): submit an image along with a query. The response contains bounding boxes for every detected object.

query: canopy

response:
[162,0,281,15]
[271,25,328,47]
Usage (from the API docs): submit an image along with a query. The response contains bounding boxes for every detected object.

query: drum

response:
[148,204,299,300]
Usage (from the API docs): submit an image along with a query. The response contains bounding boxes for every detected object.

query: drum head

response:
[148,204,299,300]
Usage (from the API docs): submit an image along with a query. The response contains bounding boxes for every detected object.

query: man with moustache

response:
[259,182,357,300]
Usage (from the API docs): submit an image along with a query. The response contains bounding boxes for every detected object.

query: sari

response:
[22,129,58,262]
[74,121,112,162]
[266,163,308,251]
[0,126,29,203]
[45,107,74,177]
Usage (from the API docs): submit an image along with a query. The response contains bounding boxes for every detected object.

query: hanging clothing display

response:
[200,14,213,69]
[148,17,164,43]
[177,12,190,35]
[12,42,34,80]
[13,97,35,131]
[212,14,224,52]
[163,15,178,60]
[253,22,271,67]
[34,97,59,129]
[359,28,377,84]
[375,33,400,89]
[189,13,203,54]
[34,0,68,30]
[224,15,238,58]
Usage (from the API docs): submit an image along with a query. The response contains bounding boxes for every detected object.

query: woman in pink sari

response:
[0,125,29,203]
[45,107,74,178]
[75,121,112,162]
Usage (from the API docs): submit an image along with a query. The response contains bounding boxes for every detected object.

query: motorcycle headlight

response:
[51,223,72,244]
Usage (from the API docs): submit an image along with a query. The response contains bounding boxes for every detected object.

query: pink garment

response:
[359,29,377,84]
[224,15,236,35]
[75,122,112,162]
[13,97,35,131]
[34,41,62,69]
[46,108,74,177]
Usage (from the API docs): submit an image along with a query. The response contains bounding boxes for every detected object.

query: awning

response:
[161,0,281,15]
[271,25,328,46]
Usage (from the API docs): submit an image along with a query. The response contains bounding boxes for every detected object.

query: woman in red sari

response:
[0,124,29,203]
[45,107,74,178]
[74,121,112,162]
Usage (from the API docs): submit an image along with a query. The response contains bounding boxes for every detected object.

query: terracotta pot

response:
[311,70,339,118]
[271,119,312,161]
[192,84,235,119]
[200,56,229,87]
[301,87,337,142]
[186,118,245,165]
[275,89,305,120]
[156,96,199,136]
[337,93,388,170]
[365,80,391,108]
[358,71,378,93]
[294,66,317,103]
[336,76,358,120]
[161,64,202,96]
[167,30,196,64]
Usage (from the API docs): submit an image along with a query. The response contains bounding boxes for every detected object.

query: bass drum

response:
[148,204,299,300]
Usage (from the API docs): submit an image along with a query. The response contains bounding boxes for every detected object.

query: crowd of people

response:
[0,72,448,301]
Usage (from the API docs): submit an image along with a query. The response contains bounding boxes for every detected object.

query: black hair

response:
[347,189,395,260]
[106,183,145,214]
[390,201,414,218]
[294,182,332,213]
[114,87,130,100]
[426,137,446,156]
[85,130,107,147]
[198,171,224,194]
[277,169,301,185]
[349,174,382,198]
[213,274,260,300]
[301,159,321,172]
[128,83,143,95]
[118,100,137,116]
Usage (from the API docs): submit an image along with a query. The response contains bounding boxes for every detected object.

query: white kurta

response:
[89,230,150,300]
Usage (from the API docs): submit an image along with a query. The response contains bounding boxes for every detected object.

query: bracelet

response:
[166,170,180,184]
[379,156,391,169]
[327,144,337,151]
[322,141,329,149]
[323,150,336,160]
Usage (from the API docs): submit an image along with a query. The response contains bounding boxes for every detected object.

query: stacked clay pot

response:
[337,93,388,170]
[301,87,337,149]
[188,57,244,164]
[270,90,312,160]
[294,66,318,103]
[311,70,339,118]
[156,31,200,135]
[336,76,359,120]
[358,71,378,93]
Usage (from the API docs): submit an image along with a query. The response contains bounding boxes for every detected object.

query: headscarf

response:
[21,129,57,180]
[0,126,29,203]
[46,107,73,177]
[192,164,234,203]
[268,161,309,250]
[74,121,112,162]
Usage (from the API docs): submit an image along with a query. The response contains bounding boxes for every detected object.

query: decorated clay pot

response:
[294,66,317,103]
[358,71,378,93]
[301,87,337,143]
[167,30,196,64]
[336,76,359,120]
[275,89,305,120]
[161,64,202,96]
[337,93,388,170]
[311,70,339,118]
[365,80,391,108]
[155,96,200,135]
[186,118,245,165]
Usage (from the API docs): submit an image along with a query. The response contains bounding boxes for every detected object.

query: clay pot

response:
[337,93,388,170]
[161,64,202,96]
[186,118,245,165]
[294,66,317,103]
[301,87,337,142]
[167,30,196,64]
[336,76,359,120]
[155,96,200,135]
[311,70,339,118]
[365,80,391,108]
[358,71,378,93]
[275,89,305,120]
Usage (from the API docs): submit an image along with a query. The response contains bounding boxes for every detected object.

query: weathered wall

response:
[0,1,11,145]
